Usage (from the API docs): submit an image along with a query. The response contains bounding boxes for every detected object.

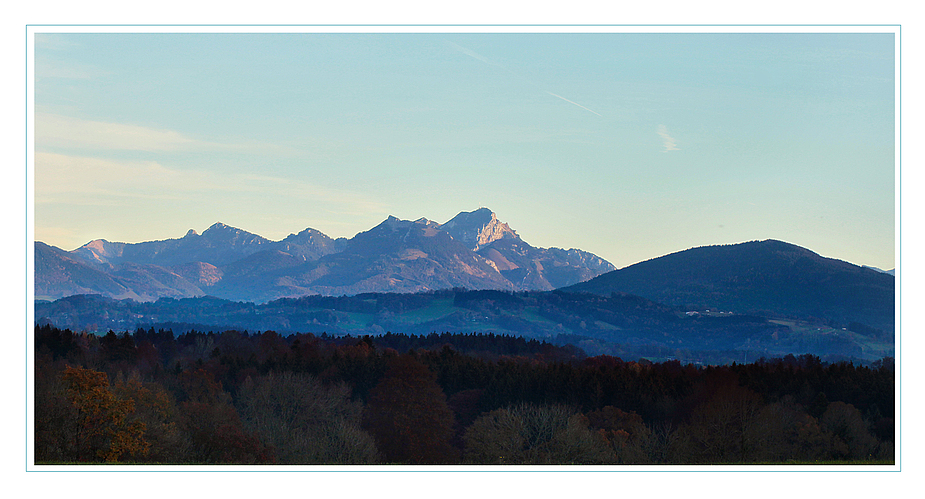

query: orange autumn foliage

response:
[61,366,149,462]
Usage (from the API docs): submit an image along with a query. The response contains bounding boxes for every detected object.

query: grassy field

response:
[768,319,894,359]
[393,297,457,324]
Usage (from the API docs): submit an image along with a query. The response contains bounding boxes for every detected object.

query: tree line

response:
[34,324,894,464]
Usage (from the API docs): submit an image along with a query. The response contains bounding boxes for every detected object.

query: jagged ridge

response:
[37,208,615,302]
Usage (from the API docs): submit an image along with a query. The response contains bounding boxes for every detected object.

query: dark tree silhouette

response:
[236,372,378,464]
[362,354,457,464]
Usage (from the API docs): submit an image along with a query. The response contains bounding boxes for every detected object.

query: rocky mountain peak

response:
[443,208,520,251]
[203,222,233,234]
[284,227,327,241]
[375,215,402,228]
[83,239,110,251]
[200,222,269,247]
[72,239,126,264]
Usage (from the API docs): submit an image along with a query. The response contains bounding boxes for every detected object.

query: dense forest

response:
[34,324,894,465]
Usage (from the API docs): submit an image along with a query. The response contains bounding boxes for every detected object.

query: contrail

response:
[446,40,603,118]
[545,91,603,117]
[446,41,500,66]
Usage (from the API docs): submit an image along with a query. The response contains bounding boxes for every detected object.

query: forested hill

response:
[563,239,895,332]
[35,287,894,364]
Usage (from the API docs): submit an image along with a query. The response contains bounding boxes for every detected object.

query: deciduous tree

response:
[586,406,651,463]
[821,401,878,460]
[362,354,457,464]
[463,403,613,464]
[176,367,273,464]
[684,382,764,463]
[112,371,187,463]
[61,366,149,462]
[236,372,378,464]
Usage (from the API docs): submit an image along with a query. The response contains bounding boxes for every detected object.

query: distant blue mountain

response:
[863,265,895,276]
[564,240,895,333]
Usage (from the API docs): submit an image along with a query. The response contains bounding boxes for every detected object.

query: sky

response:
[31,28,897,270]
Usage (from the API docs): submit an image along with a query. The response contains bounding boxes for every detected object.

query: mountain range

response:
[35,208,616,303]
[35,220,896,361]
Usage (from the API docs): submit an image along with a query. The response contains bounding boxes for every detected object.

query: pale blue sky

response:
[32,30,896,270]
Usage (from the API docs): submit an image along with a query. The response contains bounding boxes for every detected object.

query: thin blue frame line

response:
[896,24,902,472]
[24,24,29,473]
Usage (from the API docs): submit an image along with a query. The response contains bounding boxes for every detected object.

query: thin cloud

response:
[34,34,81,51]
[34,152,195,203]
[34,152,385,214]
[35,113,197,152]
[34,113,308,156]
[657,124,680,152]
[35,61,97,80]
[34,152,387,249]
[34,36,97,80]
